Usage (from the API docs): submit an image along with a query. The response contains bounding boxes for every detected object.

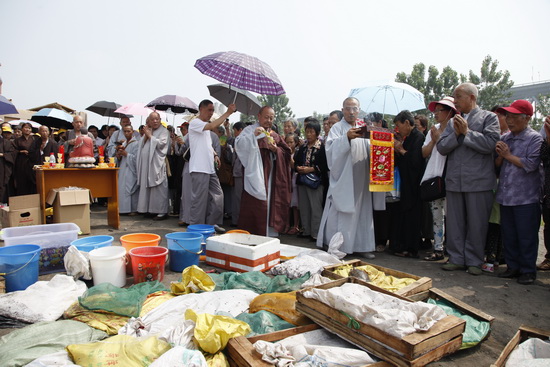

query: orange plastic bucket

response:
[226,229,250,234]
[120,233,161,274]
[129,246,168,284]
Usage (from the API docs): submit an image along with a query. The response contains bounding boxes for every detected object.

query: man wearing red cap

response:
[494,100,542,285]
[437,83,500,275]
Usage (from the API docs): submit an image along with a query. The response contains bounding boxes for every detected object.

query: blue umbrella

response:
[349,81,425,116]
[30,108,73,129]
[0,95,18,115]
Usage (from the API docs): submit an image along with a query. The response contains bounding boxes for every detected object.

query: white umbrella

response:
[349,81,425,115]
[9,119,41,128]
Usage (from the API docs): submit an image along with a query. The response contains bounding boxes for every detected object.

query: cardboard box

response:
[1,194,42,228]
[46,188,91,234]
[206,233,280,272]
[296,277,465,367]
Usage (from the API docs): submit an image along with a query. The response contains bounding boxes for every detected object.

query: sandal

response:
[376,245,386,253]
[537,258,550,271]
[424,251,445,261]
[287,226,300,235]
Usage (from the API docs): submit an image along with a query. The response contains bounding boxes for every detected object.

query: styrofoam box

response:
[2,223,80,274]
[206,233,281,272]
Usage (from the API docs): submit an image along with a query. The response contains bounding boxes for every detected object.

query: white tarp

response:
[302,283,447,338]
[506,337,550,367]
[0,275,87,323]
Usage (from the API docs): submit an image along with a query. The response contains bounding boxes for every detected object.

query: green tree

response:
[531,93,550,132]
[238,113,257,124]
[257,94,295,132]
[462,55,514,110]
[396,63,459,114]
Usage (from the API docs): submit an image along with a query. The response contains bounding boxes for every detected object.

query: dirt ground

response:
[1,205,549,366]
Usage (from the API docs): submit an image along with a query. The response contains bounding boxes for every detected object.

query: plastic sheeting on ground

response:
[254,328,377,367]
[332,264,416,292]
[79,281,167,317]
[64,290,174,335]
[0,320,107,367]
[236,310,294,336]
[149,346,207,367]
[506,337,550,367]
[67,334,170,367]
[301,274,333,288]
[427,298,491,349]
[0,274,87,323]
[269,250,342,279]
[209,271,310,293]
[250,291,311,326]
[119,289,258,339]
[186,309,251,354]
[303,283,447,338]
[171,265,216,295]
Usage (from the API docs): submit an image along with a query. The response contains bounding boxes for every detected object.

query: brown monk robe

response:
[238,124,292,236]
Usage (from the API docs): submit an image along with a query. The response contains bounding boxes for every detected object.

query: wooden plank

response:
[407,288,495,325]
[491,325,550,367]
[247,324,320,344]
[296,277,465,364]
[322,259,432,296]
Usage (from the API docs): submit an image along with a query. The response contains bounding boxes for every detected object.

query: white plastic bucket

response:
[88,246,127,287]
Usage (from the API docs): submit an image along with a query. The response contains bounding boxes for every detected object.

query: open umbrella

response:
[195,51,285,96]
[30,108,73,129]
[349,81,425,116]
[114,103,154,117]
[0,95,18,115]
[146,95,198,114]
[9,119,41,128]
[86,101,128,119]
[207,83,261,116]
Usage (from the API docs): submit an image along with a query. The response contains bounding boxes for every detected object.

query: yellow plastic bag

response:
[171,265,216,295]
[333,264,416,293]
[205,351,229,367]
[249,291,311,326]
[185,309,251,354]
[66,334,170,367]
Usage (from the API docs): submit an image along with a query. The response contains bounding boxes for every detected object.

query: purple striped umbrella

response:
[194,51,285,96]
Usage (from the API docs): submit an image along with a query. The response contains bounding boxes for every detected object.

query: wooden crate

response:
[491,325,550,367]
[322,259,432,297]
[226,323,392,367]
[296,277,465,367]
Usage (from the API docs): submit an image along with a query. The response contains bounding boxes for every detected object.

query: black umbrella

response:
[146,95,199,114]
[86,101,129,119]
[30,108,73,129]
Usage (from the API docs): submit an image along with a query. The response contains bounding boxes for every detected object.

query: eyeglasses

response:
[344,107,359,112]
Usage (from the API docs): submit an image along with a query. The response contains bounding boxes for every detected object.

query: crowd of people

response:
[0,82,547,285]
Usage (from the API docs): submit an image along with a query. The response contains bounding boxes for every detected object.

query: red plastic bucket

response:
[129,246,168,284]
[120,233,160,274]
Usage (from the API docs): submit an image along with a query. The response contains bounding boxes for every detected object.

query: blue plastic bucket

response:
[0,244,41,292]
[186,225,215,259]
[71,235,114,252]
[165,232,203,272]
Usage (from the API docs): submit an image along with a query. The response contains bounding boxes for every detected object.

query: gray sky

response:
[1,0,549,128]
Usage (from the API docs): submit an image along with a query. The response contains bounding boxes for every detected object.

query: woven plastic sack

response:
[185,309,251,354]
[332,264,416,293]
[249,291,311,326]
[210,271,309,293]
[170,265,216,295]
[236,310,294,336]
[427,298,491,349]
[78,281,167,317]
[149,346,207,367]
[67,334,170,367]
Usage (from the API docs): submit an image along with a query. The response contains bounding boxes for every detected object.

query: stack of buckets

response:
[0,244,41,292]
[120,233,167,284]
[165,232,203,271]
[186,224,215,262]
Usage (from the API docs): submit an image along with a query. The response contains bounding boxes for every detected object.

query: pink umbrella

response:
[114,103,154,117]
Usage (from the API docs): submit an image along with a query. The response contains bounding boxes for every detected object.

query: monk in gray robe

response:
[116,125,139,214]
[136,112,170,219]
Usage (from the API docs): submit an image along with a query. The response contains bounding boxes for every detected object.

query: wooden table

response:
[36,168,120,229]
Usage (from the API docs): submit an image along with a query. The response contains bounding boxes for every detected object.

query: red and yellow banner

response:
[369,130,394,192]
